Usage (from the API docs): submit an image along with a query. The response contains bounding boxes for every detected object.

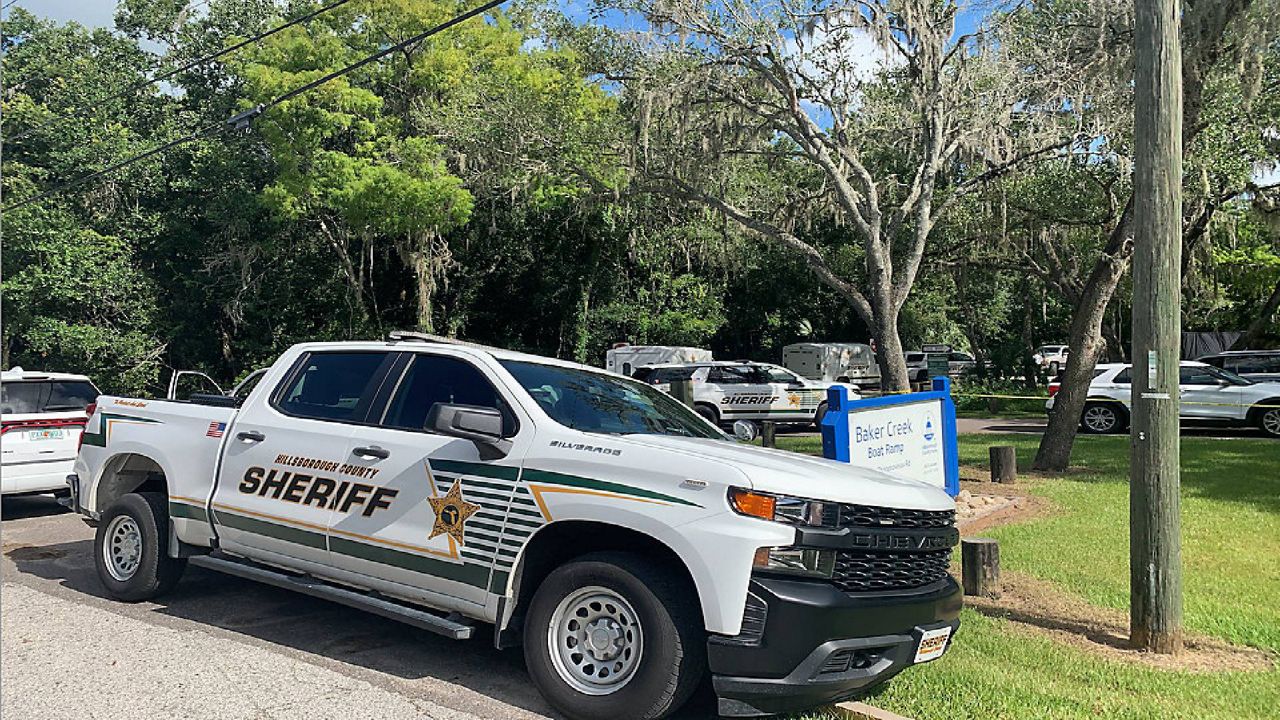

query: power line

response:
[4,0,354,143]
[2,0,509,212]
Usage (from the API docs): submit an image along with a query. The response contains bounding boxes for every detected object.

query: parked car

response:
[1032,344,1070,374]
[903,351,976,383]
[1197,349,1280,383]
[781,342,881,390]
[68,334,960,719]
[1045,361,1280,437]
[632,360,858,427]
[1,367,100,496]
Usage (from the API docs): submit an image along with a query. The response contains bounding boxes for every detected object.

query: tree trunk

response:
[875,305,911,392]
[1130,0,1184,655]
[1232,276,1280,349]
[411,249,434,333]
[1033,214,1133,471]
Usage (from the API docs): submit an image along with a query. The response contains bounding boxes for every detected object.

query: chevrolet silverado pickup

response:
[69,334,961,719]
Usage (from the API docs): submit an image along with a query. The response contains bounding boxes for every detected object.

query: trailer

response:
[604,344,712,376]
[782,342,881,390]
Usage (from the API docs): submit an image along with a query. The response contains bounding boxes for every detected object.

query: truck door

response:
[325,351,530,610]
[212,350,397,568]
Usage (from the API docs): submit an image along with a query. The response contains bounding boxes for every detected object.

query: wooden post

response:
[1130,0,1183,654]
[989,446,1017,484]
[961,538,1000,598]
[760,421,776,448]
[669,379,694,408]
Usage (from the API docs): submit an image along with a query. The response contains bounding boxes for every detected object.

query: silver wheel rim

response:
[1263,410,1280,437]
[1084,406,1116,432]
[547,586,644,696]
[103,515,142,582]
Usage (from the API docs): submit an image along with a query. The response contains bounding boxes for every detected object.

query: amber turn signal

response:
[729,488,776,520]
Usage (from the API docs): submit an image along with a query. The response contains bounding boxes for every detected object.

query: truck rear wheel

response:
[93,492,187,602]
[523,552,705,720]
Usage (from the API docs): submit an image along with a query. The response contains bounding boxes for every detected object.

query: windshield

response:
[500,360,725,439]
[1206,366,1254,386]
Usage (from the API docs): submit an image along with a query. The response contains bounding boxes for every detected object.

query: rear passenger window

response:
[1,382,48,414]
[382,354,515,435]
[1113,368,1132,384]
[276,352,390,422]
[46,381,99,411]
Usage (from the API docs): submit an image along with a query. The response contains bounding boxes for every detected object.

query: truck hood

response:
[615,434,954,511]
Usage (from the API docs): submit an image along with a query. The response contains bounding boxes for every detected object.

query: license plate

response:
[914,626,952,664]
[29,429,66,441]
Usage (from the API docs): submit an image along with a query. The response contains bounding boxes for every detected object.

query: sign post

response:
[820,376,960,497]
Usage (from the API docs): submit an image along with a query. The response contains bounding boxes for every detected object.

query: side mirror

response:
[427,404,509,456]
[733,420,759,442]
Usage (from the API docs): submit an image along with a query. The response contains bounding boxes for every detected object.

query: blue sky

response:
[5,0,117,28]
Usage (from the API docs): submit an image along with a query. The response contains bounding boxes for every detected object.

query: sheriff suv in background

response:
[1046,361,1280,437]
[631,360,859,427]
[1,367,99,496]
[68,334,960,719]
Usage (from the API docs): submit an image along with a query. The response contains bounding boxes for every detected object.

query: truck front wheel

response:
[93,492,187,602]
[523,552,705,720]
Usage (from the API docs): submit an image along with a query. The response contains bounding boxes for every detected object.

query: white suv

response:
[1045,361,1280,437]
[1033,345,1070,374]
[1,368,100,495]
[632,361,858,427]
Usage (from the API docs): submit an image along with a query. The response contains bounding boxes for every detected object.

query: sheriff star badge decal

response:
[428,480,481,545]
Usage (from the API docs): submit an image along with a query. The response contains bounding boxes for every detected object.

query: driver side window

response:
[382,354,515,435]
[1179,366,1221,386]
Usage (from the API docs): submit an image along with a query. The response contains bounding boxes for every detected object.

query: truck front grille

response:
[825,503,955,529]
[831,548,953,593]
[821,502,956,593]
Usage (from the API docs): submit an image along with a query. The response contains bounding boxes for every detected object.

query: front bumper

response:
[709,574,963,717]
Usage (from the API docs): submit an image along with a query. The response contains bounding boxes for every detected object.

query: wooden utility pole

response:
[1130,0,1183,654]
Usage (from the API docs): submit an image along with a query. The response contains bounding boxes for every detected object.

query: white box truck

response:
[782,343,881,390]
[605,345,712,377]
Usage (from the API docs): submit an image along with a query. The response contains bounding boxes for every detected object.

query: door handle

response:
[236,430,265,443]
[352,445,390,460]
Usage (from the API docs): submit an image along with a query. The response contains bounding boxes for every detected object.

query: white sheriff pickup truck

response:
[68,335,961,720]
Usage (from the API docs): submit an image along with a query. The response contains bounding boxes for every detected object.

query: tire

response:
[93,492,187,602]
[1254,402,1280,438]
[693,403,719,426]
[814,401,829,428]
[523,552,706,720]
[1079,402,1127,435]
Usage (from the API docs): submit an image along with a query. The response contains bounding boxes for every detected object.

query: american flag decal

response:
[206,421,226,438]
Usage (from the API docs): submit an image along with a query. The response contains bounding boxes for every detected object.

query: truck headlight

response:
[728,488,828,527]
[729,488,836,579]
[752,546,836,578]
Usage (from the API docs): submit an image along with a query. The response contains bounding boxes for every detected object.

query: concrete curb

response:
[832,700,915,720]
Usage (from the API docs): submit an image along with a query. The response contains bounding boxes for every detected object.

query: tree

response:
[573,0,1032,389]
[1003,0,1280,470]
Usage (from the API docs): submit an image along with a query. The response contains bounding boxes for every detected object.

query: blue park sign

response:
[820,377,961,498]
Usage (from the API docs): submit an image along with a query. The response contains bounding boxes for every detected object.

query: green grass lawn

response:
[777,433,1280,719]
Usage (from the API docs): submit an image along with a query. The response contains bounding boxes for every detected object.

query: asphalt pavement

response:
[0,496,720,720]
